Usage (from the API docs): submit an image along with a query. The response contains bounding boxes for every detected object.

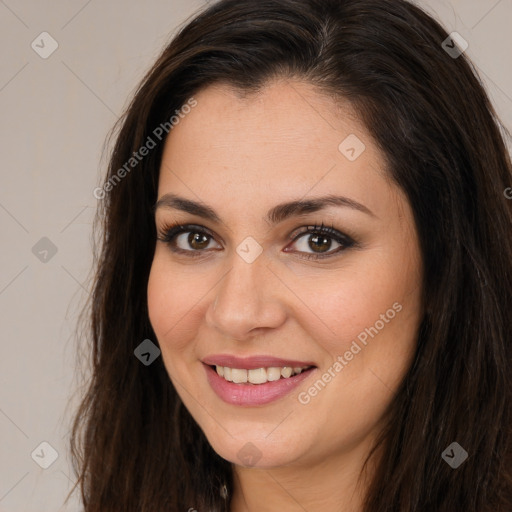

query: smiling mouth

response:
[208,364,315,384]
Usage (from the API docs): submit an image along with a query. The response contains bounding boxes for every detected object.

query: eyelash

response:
[156,221,357,261]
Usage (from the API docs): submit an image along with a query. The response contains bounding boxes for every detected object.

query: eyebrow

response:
[153,193,376,224]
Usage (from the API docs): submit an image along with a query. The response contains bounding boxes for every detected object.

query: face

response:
[147,79,424,470]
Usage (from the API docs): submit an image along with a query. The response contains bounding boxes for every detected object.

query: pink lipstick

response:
[202,354,317,406]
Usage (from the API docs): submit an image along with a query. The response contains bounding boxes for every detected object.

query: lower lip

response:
[203,363,316,406]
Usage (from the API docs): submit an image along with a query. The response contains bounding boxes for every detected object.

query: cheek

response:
[147,255,198,354]
[147,259,171,337]
[295,262,418,352]
[293,266,420,447]
[292,246,421,413]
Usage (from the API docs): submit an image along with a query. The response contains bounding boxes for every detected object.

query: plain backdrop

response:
[0,0,511,510]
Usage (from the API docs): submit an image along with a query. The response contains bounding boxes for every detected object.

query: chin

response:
[202,425,310,469]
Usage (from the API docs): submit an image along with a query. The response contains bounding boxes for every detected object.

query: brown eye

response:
[303,234,335,253]
[157,222,356,261]
[186,232,211,250]
[157,224,221,256]
[289,232,342,257]
[285,224,356,260]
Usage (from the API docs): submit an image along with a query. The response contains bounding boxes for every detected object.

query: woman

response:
[67,0,512,510]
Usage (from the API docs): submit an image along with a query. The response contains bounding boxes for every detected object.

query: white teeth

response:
[248,368,267,384]
[231,368,248,383]
[214,365,311,384]
[281,366,293,378]
[267,367,282,381]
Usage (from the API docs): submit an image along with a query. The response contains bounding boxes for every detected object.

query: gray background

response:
[0,1,510,510]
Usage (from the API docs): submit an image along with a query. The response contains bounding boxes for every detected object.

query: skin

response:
[147,79,424,512]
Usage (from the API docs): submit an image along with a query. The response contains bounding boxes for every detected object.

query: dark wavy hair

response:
[66,0,512,510]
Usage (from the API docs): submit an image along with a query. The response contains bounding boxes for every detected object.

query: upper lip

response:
[202,354,316,370]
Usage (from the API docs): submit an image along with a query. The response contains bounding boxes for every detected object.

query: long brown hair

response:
[67,0,512,510]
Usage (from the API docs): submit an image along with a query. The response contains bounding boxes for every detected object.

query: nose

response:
[205,251,287,341]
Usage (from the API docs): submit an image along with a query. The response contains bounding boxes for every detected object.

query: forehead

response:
[157,80,398,221]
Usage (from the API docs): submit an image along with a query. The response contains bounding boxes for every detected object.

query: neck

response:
[229,439,379,512]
